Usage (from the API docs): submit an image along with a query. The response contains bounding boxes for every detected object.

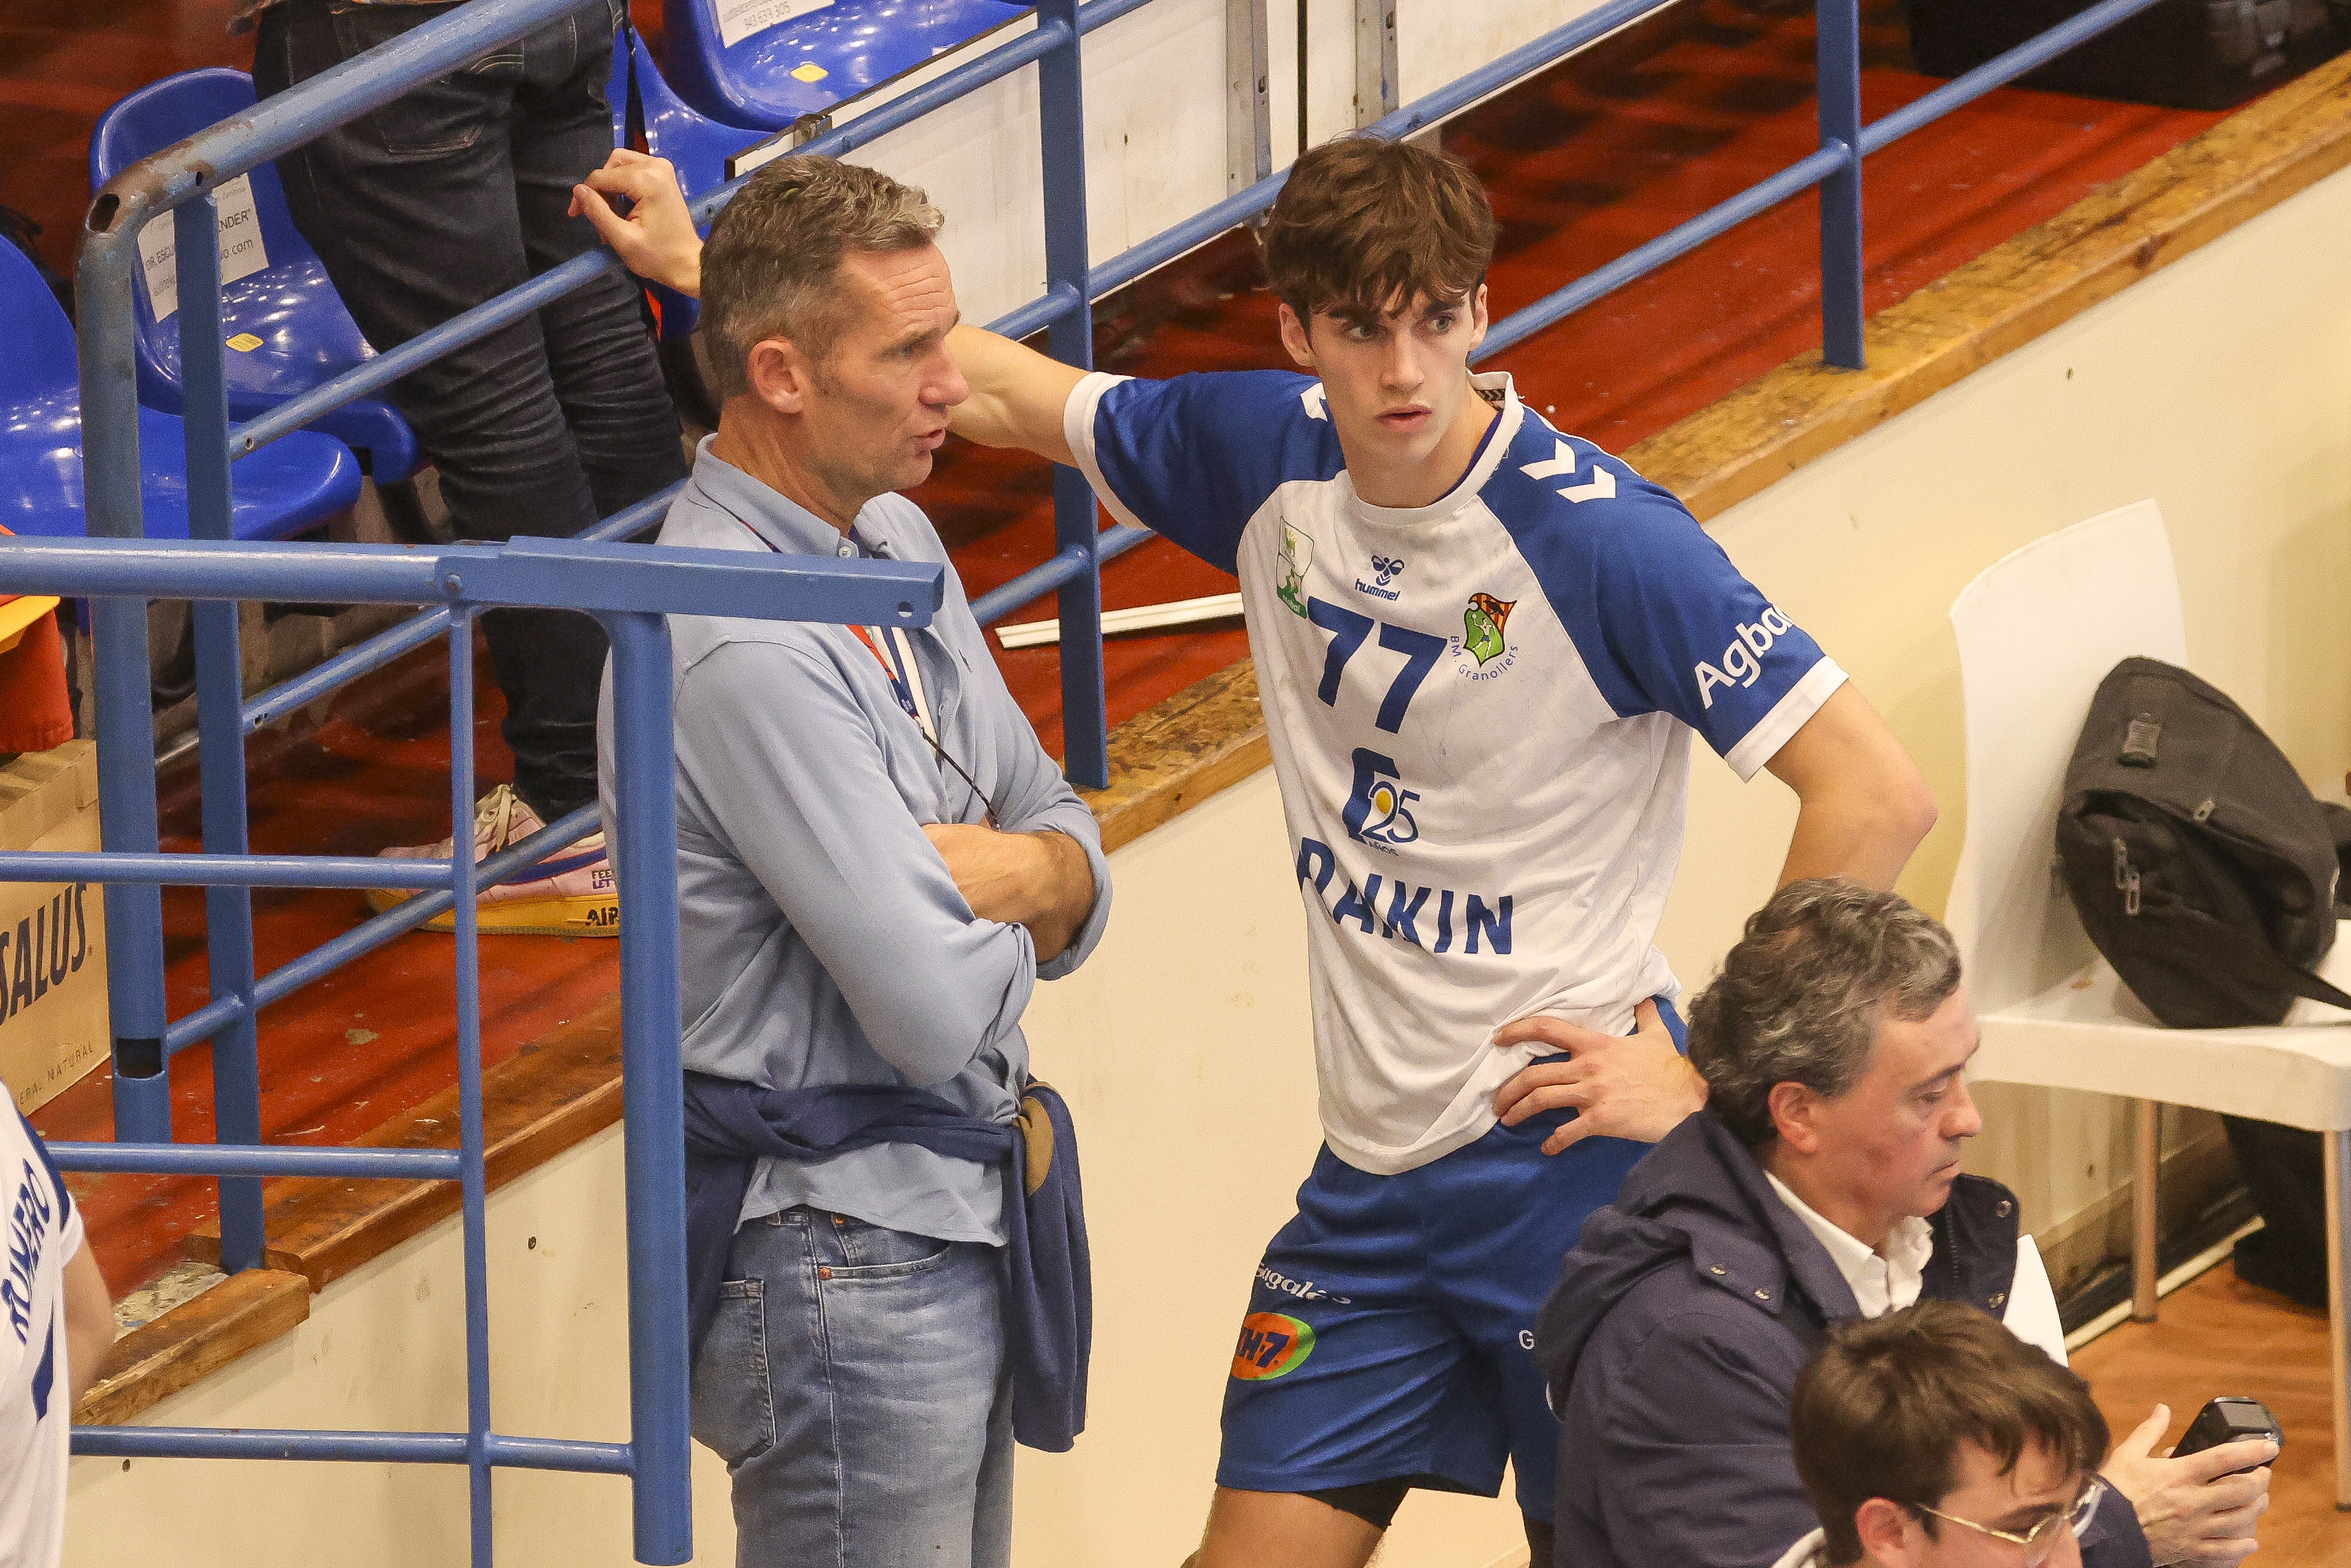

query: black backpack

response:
[2056,656,2351,1030]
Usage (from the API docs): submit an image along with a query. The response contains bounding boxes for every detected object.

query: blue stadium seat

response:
[661,0,1030,134]
[0,241,362,542]
[613,28,769,200]
[88,69,420,483]
[610,30,778,343]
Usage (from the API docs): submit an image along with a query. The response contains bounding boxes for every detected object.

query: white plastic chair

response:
[1947,499,2351,1504]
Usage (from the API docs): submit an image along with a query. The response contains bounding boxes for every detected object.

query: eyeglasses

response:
[1911,1476,2106,1567]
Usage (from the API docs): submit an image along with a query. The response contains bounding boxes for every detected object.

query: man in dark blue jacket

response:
[1533,880,2274,1568]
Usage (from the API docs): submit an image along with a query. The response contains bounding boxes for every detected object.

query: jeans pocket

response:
[330,4,505,159]
[689,1279,777,1467]
[823,1218,956,1280]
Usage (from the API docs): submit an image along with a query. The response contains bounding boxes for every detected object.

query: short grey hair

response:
[1687,879,1962,1146]
[699,154,945,402]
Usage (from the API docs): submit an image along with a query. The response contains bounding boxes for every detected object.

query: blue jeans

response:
[693,1207,1013,1568]
[253,0,688,820]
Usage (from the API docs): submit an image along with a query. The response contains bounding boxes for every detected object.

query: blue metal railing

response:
[33,0,2175,1558]
[0,535,941,1567]
[135,0,2175,792]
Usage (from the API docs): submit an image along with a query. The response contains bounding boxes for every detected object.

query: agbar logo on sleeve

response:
[1693,606,1796,709]
[1231,1312,1316,1380]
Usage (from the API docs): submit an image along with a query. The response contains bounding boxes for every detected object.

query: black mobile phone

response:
[2171,1397,2281,1473]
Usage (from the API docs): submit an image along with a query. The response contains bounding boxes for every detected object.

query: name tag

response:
[139,173,269,322]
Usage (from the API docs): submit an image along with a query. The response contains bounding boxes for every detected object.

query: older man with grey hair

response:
[591,153,1110,1568]
[1532,879,2273,1568]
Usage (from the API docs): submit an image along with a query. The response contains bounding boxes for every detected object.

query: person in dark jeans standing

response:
[247,0,688,935]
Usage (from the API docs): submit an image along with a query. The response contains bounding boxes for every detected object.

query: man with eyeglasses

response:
[1534,880,2275,1568]
[1779,1299,2115,1568]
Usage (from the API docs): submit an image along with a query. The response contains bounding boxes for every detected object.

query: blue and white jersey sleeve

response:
[1063,369,1345,575]
[1493,431,1845,779]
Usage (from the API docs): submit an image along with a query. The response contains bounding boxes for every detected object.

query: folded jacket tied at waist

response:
[680,1072,1092,1453]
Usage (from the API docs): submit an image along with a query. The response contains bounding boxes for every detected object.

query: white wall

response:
[1647,154,2351,1260]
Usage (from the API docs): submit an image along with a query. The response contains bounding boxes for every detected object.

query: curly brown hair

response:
[1261,135,1497,328]
[1686,878,1961,1146]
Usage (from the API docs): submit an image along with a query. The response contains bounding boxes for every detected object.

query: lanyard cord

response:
[720,504,1000,829]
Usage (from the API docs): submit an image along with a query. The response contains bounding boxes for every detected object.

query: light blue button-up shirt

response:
[598,438,1112,1244]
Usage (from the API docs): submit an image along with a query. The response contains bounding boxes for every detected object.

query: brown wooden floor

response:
[2076,1264,2350,1563]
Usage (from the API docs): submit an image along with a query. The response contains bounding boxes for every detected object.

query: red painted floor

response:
[4,0,2242,1294]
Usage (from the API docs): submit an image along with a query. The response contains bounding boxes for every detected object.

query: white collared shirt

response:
[1766,1172,1934,1318]
[1761,1172,2068,1364]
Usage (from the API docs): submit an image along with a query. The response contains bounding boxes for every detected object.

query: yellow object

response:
[791,61,829,82]
[226,332,263,352]
[0,595,58,657]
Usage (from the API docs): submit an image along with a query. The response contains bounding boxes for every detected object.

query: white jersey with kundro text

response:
[0,1104,81,1568]
[1066,369,1846,1174]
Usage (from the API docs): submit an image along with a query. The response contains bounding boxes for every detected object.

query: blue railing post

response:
[1816,0,1865,369]
[444,609,496,1568]
[1036,0,1108,789]
[76,208,174,1145]
[601,609,693,1567]
[176,194,269,1270]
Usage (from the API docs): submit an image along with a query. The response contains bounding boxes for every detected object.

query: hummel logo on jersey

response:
[1693,606,1797,709]
[1354,552,1405,601]
[1343,749,1419,850]
[1519,438,1617,503]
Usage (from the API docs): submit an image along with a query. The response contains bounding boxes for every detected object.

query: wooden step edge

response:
[185,998,624,1291]
[1081,658,1268,855]
[75,1267,310,1428]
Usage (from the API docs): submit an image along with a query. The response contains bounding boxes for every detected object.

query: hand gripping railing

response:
[0,533,943,1567]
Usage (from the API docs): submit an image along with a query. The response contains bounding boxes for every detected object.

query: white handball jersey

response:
[1066,368,1846,1173]
[0,1105,80,1568]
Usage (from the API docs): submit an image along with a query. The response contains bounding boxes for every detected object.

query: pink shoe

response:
[366,784,618,936]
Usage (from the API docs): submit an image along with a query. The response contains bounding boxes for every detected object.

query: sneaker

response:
[364,784,619,937]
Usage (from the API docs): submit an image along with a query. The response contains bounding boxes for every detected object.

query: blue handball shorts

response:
[1215,996,1687,1522]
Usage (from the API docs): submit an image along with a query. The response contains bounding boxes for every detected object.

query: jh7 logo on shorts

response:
[1231,1312,1316,1380]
